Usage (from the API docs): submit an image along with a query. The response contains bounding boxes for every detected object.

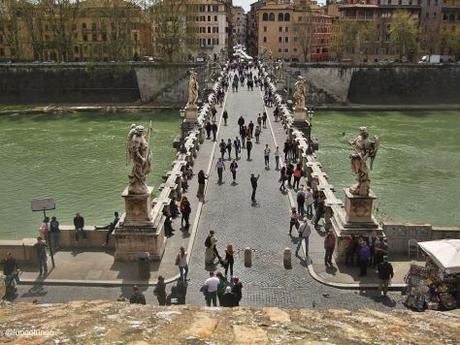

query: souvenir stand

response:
[404,240,460,311]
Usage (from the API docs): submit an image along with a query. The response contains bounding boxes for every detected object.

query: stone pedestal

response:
[344,188,376,225]
[185,106,198,121]
[293,107,306,122]
[113,186,166,262]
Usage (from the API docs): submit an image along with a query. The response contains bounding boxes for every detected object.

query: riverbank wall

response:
[285,63,460,106]
[0,63,205,106]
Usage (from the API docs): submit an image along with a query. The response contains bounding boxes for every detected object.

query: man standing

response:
[73,213,86,241]
[248,121,254,137]
[359,239,370,277]
[230,160,238,183]
[219,139,226,160]
[153,275,167,306]
[377,256,394,297]
[204,272,220,307]
[49,216,60,251]
[264,144,271,168]
[211,122,218,142]
[324,230,336,267]
[197,170,208,202]
[1,252,20,287]
[222,110,228,126]
[34,237,48,276]
[296,220,311,258]
[129,285,146,305]
[262,112,267,128]
[233,137,241,159]
[297,186,306,218]
[250,173,260,202]
[237,115,245,130]
[305,187,314,219]
[246,138,253,160]
[215,158,225,184]
[274,146,280,170]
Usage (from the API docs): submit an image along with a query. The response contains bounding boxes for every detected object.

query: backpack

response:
[205,236,212,248]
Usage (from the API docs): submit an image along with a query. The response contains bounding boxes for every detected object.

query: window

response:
[285,27,288,32]
[263,13,268,21]
[279,26,283,32]
[278,48,282,52]
[278,13,284,21]
[74,46,78,54]
[82,23,87,30]
[91,23,96,31]
[0,48,4,56]
[269,13,275,21]
[92,33,97,41]
[102,33,107,41]
[214,16,217,21]
[83,34,88,42]
[263,26,267,32]
[278,37,282,43]
[263,36,267,43]
[285,37,288,42]
[208,38,211,45]
[208,16,211,21]
[284,48,288,52]
[284,13,290,21]
[208,26,211,33]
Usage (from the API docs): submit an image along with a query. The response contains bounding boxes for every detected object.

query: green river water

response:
[0,110,459,240]
[314,111,460,227]
[0,111,180,240]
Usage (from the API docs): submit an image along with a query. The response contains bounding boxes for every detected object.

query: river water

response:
[0,111,180,240]
[314,111,460,227]
[0,110,458,240]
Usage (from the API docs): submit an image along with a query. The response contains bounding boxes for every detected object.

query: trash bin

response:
[137,252,150,280]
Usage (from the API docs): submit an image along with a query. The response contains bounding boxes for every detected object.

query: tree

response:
[293,10,313,62]
[147,0,195,62]
[0,0,21,60]
[21,0,47,61]
[389,11,418,61]
[441,29,460,61]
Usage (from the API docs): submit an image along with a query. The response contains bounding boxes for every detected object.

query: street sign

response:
[31,198,55,212]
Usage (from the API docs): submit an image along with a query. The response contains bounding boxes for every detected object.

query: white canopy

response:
[418,240,460,274]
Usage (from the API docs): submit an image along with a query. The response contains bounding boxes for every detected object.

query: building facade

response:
[256,0,332,62]
[231,5,247,46]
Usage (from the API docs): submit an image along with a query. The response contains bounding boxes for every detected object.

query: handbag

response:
[200,284,208,296]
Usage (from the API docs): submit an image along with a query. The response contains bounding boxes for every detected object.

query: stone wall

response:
[0,63,205,106]
[383,222,460,255]
[286,64,460,105]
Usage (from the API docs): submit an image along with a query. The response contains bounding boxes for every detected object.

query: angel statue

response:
[349,126,380,197]
[186,70,199,109]
[293,76,306,111]
[126,123,152,194]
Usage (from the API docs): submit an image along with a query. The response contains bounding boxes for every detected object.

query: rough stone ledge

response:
[0,301,459,344]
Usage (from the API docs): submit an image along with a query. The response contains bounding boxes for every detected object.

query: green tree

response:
[293,10,314,62]
[0,0,22,60]
[442,29,460,61]
[389,11,419,61]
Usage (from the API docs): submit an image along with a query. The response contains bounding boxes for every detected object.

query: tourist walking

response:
[205,121,212,139]
[175,246,189,282]
[324,230,336,267]
[254,125,261,143]
[283,141,290,161]
[296,220,311,258]
[169,197,180,218]
[297,186,306,218]
[240,125,247,148]
[204,230,221,265]
[34,237,48,276]
[153,276,167,305]
[248,121,254,137]
[257,114,262,128]
[305,187,314,219]
[289,207,300,236]
[314,195,326,229]
[229,160,238,183]
[359,239,370,277]
[129,286,146,305]
[216,158,225,184]
[377,256,394,297]
[219,139,226,160]
[262,112,267,128]
[237,115,245,130]
[224,244,235,278]
[179,196,191,229]
[274,146,280,170]
[49,216,60,251]
[197,170,208,202]
[246,138,253,160]
[222,110,228,126]
[73,212,87,241]
[231,276,243,306]
[250,173,260,202]
[293,163,303,190]
[226,139,232,160]
[286,161,294,187]
[279,166,287,192]
[233,137,241,159]
[264,144,271,168]
[211,122,218,141]
[203,272,220,306]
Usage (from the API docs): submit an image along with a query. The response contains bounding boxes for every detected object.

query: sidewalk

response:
[17,102,222,287]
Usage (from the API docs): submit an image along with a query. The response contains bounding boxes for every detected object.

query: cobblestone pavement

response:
[12,71,404,309]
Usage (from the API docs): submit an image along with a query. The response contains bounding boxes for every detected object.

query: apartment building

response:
[232,6,247,46]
